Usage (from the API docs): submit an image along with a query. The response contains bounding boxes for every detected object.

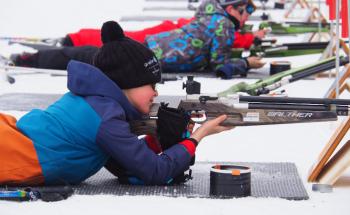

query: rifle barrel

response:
[239,96,350,105]
[284,21,330,27]
[261,42,329,50]
[282,42,329,50]
[253,56,349,95]
[247,103,349,116]
[288,59,335,82]
[289,56,349,82]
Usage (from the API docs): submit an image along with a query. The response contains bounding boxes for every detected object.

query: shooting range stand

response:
[308,52,350,186]
[324,64,350,98]
[305,7,328,23]
[308,74,350,191]
[284,0,328,37]
[284,0,311,18]
[320,38,349,60]
[317,39,349,79]
[305,7,330,42]
[307,116,350,191]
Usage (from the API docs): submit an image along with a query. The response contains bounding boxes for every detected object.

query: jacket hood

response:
[195,0,228,18]
[66,60,141,119]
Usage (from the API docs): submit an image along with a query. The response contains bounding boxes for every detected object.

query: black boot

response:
[10,52,38,67]
[60,35,74,47]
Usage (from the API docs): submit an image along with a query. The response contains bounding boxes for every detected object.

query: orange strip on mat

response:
[0,113,44,186]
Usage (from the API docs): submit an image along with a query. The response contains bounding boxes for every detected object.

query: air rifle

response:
[249,41,329,57]
[259,21,330,34]
[218,56,349,96]
[231,41,330,58]
[129,95,350,135]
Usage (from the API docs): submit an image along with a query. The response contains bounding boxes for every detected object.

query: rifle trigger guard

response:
[190,110,206,123]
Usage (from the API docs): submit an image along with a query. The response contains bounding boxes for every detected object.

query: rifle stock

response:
[129,97,340,135]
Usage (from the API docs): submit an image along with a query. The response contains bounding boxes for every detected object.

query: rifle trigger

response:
[190,110,206,123]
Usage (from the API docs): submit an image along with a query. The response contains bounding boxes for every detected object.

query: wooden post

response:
[307,8,330,42]
[316,38,349,78]
[308,7,328,23]
[308,116,350,182]
[317,140,350,185]
[326,66,350,98]
[285,0,311,18]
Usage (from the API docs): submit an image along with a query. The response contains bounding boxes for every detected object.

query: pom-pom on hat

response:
[93,21,161,89]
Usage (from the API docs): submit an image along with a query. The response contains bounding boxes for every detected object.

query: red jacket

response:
[68,18,255,49]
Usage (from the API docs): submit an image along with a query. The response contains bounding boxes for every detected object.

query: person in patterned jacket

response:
[145,0,264,78]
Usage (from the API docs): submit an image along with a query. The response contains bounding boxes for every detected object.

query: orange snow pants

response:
[0,113,44,186]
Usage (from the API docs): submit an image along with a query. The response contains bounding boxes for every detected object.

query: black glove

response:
[157,103,195,184]
[156,103,191,150]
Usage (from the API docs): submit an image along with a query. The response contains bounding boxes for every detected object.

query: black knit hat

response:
[93,21,161,89]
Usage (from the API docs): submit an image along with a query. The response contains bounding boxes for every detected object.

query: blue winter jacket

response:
[16,60,192,185]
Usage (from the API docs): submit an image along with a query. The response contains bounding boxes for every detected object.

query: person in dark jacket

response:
[12,0,264,79]
[0,21,232,186]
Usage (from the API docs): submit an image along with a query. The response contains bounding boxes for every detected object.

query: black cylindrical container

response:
[210,165,251,198]
[270,61,291,75]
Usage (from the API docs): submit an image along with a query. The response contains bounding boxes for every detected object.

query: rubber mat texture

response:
[72,162,308,200]
[0,162,308,200]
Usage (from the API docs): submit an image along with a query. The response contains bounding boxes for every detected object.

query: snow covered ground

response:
[0,0,350,214]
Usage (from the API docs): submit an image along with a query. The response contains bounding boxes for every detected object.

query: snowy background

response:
[0,0,350,214]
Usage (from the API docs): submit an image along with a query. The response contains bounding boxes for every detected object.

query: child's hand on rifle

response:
[247,56,266,69]
[190,115,234,143]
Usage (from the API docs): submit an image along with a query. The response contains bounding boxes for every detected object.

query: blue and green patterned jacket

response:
[145,0,248,78]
